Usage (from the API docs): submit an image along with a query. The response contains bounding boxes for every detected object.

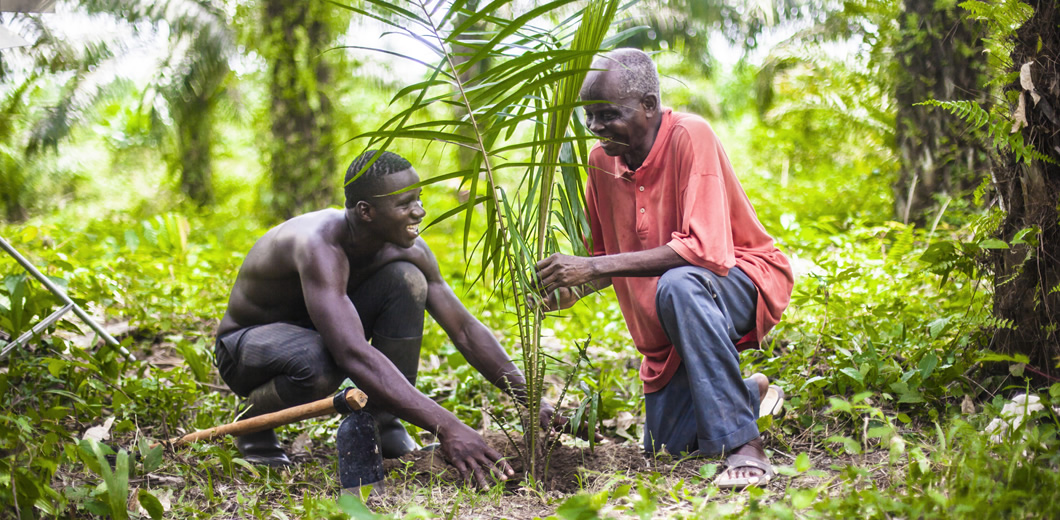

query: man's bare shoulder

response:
[374,237,441,278]
[241,209,348,277]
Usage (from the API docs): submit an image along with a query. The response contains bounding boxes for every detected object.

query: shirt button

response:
[639,208,645,214]
[639,186,645,191]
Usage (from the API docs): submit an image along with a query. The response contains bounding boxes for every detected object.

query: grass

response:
[2,51,1058,519]
[3,162,1059,518]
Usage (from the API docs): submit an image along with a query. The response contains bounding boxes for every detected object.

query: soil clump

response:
[385,431,665,493]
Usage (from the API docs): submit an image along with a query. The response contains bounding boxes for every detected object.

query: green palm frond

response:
[336,0,622,480]
[341,0,616,261]
[12,13,118,154]
[20,0,234,168]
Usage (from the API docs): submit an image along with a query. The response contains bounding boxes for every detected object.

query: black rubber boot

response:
[234,378,292,467]
[371,334,422,459]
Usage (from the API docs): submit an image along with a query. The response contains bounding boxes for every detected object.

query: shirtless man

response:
[215,150,550,487]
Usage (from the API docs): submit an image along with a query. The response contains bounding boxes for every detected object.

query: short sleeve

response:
[665,126,736,275]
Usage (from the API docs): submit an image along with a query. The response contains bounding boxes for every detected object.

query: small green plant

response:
[337,0,624,483]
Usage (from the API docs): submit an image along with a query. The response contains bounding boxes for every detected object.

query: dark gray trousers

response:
[644,265,762,457]
[214,261,427,407]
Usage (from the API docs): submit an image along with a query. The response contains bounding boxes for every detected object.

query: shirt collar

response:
[616,108,673,178]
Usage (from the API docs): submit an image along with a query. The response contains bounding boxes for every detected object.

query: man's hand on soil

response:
[439,422,513,489]
[539,401,559,432]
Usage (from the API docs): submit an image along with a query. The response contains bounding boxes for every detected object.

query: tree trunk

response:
[991,2,1060,379]
[894,0,988,224]
[177,97,215,206]
[0,153,28,222]
[263,0,337,220]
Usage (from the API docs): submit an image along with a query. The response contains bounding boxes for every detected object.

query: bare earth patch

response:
[366,432,891,519]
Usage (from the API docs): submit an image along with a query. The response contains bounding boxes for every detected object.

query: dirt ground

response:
[368,432,890,519]
[53,416,891,520]
[382,432,653,494]
[51,335,890,519]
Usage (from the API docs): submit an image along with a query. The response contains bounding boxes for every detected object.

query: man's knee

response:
[657,266,706,300]
[377,261,428,306]
[657,266,720,314]
[283,346,344,403]
[283,369,343,403]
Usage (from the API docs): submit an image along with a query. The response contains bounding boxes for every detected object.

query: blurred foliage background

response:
[1,0,1059,518]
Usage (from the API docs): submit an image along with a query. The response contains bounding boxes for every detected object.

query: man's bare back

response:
[218,208,438,337]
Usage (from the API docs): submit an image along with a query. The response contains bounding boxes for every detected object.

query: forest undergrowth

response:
[2,0,1060,517]
[2,177,1059,519]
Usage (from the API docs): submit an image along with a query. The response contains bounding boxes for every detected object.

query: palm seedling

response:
[334,0,628,483]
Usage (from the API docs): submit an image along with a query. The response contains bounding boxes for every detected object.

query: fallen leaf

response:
[291,432,312,454]
[1020,62,1041,104]
[1012,92,1028,133]
[133,488,172,518]
[1020,62,1035,90]
[83,416,115,442]
[961,395,975,415]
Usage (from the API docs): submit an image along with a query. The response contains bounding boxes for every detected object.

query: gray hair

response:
[590,48,660,100]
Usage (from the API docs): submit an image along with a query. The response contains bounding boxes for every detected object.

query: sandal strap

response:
[724,454,775,477]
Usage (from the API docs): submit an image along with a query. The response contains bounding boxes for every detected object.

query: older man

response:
[535,49,793,489]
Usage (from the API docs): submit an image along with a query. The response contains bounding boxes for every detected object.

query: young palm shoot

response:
[333,0,622,484]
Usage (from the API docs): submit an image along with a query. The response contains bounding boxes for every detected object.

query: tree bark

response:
[263,0,337,220]
[894,0,988,224]
[177,96,215,206]
[991,2,1060,379]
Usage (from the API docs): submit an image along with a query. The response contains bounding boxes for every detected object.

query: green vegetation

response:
[344,0,622,478]
[1,0,1058,518]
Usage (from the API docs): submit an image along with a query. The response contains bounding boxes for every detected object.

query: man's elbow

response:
[334,348,377,379]
[450,325,475,352]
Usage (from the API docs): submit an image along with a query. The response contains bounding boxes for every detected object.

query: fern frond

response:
[916,99,1057,166]
[959,0,1032,32]
[981,316,1016,330]
[959,0,1033,72]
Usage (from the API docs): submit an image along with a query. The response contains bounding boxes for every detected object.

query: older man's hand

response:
[535,285,580,312]
[535,253,596,294]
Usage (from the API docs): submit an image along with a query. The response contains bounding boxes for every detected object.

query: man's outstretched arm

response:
[297,241,512,487]
[427,279,525,391]
[535,245,688,296]
[425,277,572,430]
[417,246,568,428]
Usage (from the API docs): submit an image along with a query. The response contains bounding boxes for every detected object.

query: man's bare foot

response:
[715,437,773,489]
[750,373,769,400]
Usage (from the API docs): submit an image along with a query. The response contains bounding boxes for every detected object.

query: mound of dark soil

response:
[383,431,654,493]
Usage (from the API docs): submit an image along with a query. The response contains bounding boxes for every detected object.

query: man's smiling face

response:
[370,167,426,249]
[580,66,658,168]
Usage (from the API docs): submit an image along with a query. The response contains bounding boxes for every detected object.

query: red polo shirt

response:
[585,109,793,393]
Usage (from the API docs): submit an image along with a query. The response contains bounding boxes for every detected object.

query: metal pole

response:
[1,303,73,359]
[0,235,132,359]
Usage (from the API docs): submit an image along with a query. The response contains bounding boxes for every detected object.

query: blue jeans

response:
[644,265,761,457]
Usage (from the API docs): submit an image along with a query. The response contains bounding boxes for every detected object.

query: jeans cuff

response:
[696,420,759,456]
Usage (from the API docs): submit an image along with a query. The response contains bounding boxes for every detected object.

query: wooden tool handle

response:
[171,388,368,446]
